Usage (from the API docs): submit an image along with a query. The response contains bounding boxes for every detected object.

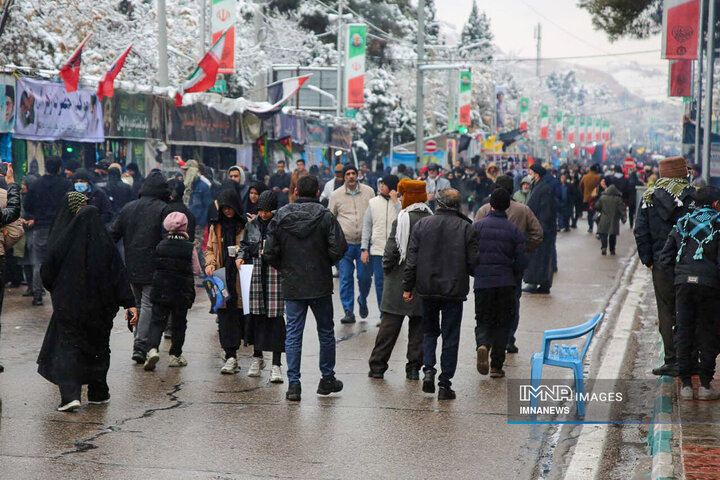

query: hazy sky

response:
[435,0,665,69]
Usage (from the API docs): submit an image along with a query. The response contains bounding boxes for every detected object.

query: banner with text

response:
[102,91,164,139]
[166,101,242,146]
[14,78,104,142]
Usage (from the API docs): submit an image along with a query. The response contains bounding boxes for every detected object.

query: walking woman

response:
[238,191,285,383]
[595,176,627,256]
[205,188,246,374]
[38,192,137,412]
[243,181,269,220]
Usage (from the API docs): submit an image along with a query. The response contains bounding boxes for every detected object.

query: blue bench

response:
[530,313,604,417]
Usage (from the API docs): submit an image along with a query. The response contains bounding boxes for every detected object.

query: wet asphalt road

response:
[0,222,634,479]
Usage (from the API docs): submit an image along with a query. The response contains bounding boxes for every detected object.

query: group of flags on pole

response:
[529,100,611,145]
[58,33,133,100]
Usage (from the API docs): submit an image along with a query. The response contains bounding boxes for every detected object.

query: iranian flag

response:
[59,33,92,93]
[97,44,133,100]
[662,0,699,60]
[567,115,576,144]
[539,105,549,141]
[175,29,230,106]
[554,110,563,143]
[519,97,529,131]
[579,116,585,143]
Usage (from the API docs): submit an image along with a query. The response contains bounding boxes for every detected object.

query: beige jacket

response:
[474,200,543,251]
[328,183,375,244]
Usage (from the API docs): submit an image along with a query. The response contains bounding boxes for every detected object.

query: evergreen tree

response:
[579,0,662,41]
[459,0,493,62]
[425,0,441,45]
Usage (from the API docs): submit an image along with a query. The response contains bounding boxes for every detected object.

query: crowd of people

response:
[0,150,716,411]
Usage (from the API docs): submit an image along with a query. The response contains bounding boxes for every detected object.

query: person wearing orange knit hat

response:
[368,179,432,380]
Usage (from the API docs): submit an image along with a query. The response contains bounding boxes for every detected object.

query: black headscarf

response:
[217,188,245,304]
[243,181,269,216]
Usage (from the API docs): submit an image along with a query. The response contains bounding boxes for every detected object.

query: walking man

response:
[634,156,695,376]
[368,179,431,380]
[523,164,557,294]
[264,175,348,402]
[329,164,375,323]
[403,188,479,400]
[361,175,401,319]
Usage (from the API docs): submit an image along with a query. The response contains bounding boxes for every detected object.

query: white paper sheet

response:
[239,264,254,315]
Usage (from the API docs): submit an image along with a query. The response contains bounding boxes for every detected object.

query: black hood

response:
[167,178,185,202]
[217,187,244,218]
[108,167,122,184]
[275,201,327,239]
[139,171,170,200]
[73,168,93,185]
[652,187,696,222]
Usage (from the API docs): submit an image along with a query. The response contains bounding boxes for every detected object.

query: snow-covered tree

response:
[459,0,494,62]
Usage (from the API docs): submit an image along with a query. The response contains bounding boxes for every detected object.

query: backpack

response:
[0,188,24,254]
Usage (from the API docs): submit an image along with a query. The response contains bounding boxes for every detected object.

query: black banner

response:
[166,102,242,146]
[102,91,164,140]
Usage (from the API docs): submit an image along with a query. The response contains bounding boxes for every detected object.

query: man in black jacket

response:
[0,164,22,373]
[634,156,695,376]
[659,186,720,400]
[523,164,558,294]
[403,188,479,400]
[24,156,71,306]
[105,166,135,220]
[110,171,170,364]
[264,175,348,402]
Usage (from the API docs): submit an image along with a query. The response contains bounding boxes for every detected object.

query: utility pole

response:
[252,0,266,102]
[336,0,345,118]
[199,0,206,60]
[157,0,169,87]
[695,0,706,165]
[415,0,426,168]
[534,23,542,79]
[702,0,716,181]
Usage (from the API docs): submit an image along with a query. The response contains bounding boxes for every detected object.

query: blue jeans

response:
[285,297,336,384]
[421,299,463,388]
[370,254,384,309]
[338,244,372,313]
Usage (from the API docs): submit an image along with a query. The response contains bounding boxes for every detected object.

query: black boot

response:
[652,363,678,376]
[438,386,456,400]
[317,377,343,395]
[422,368,436,393]
[340,311,356,324]
[32,295,43,306]
[286,383,301,401]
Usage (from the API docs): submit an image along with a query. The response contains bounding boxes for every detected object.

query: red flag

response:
[175,30,229,106]
[97,44,133,100]
[59,34,92,93]
[662,0,699,60]
[669,59,692,97]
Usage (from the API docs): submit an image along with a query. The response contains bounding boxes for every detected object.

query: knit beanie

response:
[163,211,189,238]
[381,174,399,191]
[343,164,358,176]
[490,188,511,212]
[398,178,427,209]
[67,191,87,215]
[658,156,689,179]
[530,164,547,177]
[494,175,514,194]
[256,190,278,212]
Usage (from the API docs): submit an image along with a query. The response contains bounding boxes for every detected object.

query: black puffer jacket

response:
[25,174,71,227]
[659,208,720,287]
[106,168,135,217]
[263,198,347,300]
[109,172,170,284]
[151,235,195,308]
[403,209,479,301]
[634,186,695,267]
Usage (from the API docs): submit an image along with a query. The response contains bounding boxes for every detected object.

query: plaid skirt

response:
[249,256,284,318]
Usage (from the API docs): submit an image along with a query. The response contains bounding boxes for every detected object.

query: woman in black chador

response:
[37,192,137,412]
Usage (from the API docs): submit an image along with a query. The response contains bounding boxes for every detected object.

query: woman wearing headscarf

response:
[205,187,246,374]
[37,192,136,412]
[237,191,285,382]
[243,181,269,219]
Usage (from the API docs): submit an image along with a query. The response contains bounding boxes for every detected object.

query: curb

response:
[647,342,675,480]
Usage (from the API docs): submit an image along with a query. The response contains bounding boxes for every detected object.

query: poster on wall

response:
[0,75,15,133]
[102,91,164,139]
[14,78,104,142]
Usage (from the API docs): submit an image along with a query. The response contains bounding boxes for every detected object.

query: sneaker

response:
[476,345,489,375]
[144,348,160,371]
[57,399,81,412]
[506,343,519,354]
[680,385,694,400]
[131,350,146,364]
[698,386,720,401]
[358,297,368,319]
[422,369,436,393]
[340,311,356,324]
[248,357,266,377]
[490,368,505,378]
[32,296,43,306]
[601,249,607,256]
[406,369,420,381]
[286,383,301,401]
[438,386,456,400]
[610,251,616,256]
[168,355,188,367]
[0,363,4,373]
[368,371,384,379]
[220,357,238,374]
[270,365,284,383]
[317,377,343,395]
[88,395,111,405]
[163,329,172,339]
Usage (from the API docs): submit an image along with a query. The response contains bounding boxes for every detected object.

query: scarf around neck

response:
[396,202,433,263]
[642,176,691,208]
